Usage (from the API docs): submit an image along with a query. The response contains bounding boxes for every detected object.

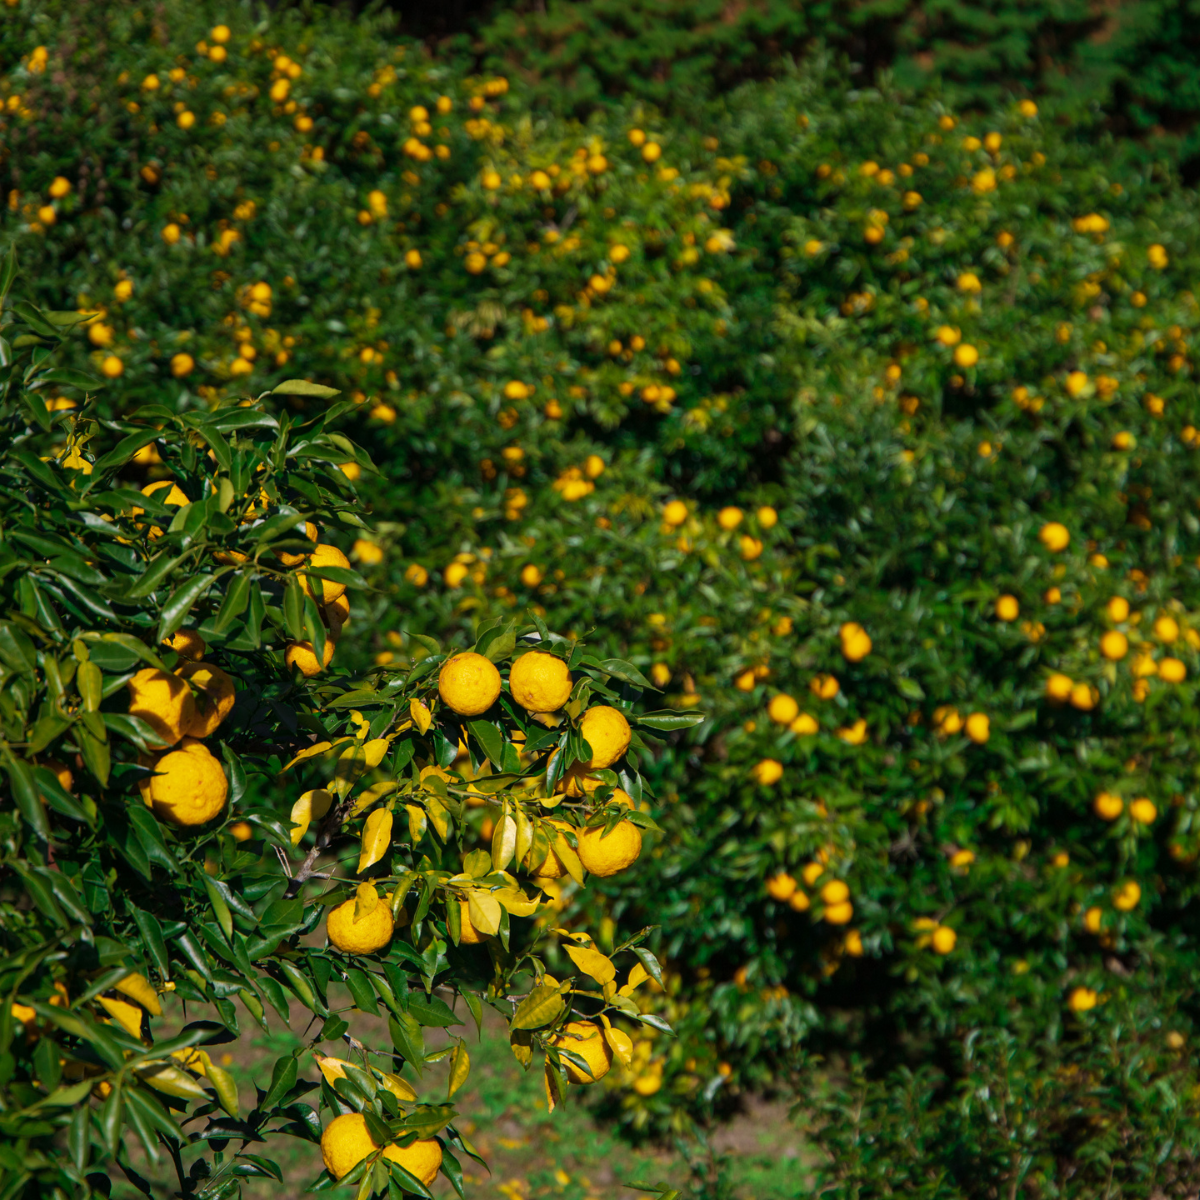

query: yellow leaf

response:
[564,944,617,985]
[510,1029,533,1067]
[426,794,450,841]
[205,1058,240,1116]
[514,807,533,865]
[135,1061,210,1102]
[491,808,517,872]
[619,962,650,996]
[350,779,397,817]
[362,737,392,769]
[410,698,432,735]
[495,887,541,918]
[313,1053,352,1087]
[379,1071,417,1102]
[603,1025,633,1067]
[406,804,427,843]
[448,1042,470,1099]
[544,1062,560,1113]
[281,739,340,771]
[114,972,162,1016]
[354,882,379,922]
[466,890,502,936]
[290,788,334,845]
[357,808,393,873]
[550,828,586,885]
[98,995,145,1038]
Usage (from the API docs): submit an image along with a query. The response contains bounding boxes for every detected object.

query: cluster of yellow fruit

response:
[129,629,235,828]
[767,864,854,925]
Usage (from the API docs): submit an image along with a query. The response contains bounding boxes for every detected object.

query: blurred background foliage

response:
[7,0,1200,1194]
[388,0,1200,172]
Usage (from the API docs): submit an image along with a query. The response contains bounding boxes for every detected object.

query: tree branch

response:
[285,796,352,897]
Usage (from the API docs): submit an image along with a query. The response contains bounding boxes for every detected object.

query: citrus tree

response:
[0,259,687,1199]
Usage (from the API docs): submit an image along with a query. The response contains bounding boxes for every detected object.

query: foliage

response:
[466,0,1200,162]
[0,260,676,1198]
[6,1,1200,1195]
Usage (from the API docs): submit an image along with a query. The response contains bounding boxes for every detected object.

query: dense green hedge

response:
[461,0,1200,165]
[7,1,1200,1194]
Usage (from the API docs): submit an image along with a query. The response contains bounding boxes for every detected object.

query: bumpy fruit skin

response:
[301,543,351,603]
[286,639,334,676]
[178,661,236,737]
[456,899,489,944]
[578,706,631,769]
[326,897,395,955]
[577,821,643,877]
[551,1020,612,1084]
[526,818,577,879]
[165,629,206,660]
[509,650,572,712]
[127,668,196,746]
[144,738,229,826]
[320,1113,443,1183]
[438,652,502,715]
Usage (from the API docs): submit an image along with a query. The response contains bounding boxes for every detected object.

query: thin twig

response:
[284,797,351,897]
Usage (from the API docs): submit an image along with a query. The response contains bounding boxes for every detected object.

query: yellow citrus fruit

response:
[752,758,783,785]
[326,896,395,955]
[839,622,872,661]
[662,500,688,526]
[931,926,957,954]
[286,639,334,677]
[526,819,576,879]
[1094,791,1123,820]
[1100,631,1128,660]
[1114,880,1141,911]
[1045,673,1073,701]
[229,821,253,841]
[1129,798,1157,824]
[790,712,819,735]
[165,629,206,660]
[509,650,572,712]
[577,820,642,877]
[820,879,849,905]
[995,595,1019,621]
[325,593,351,640]
[1155,615,1180,643]
[965,713,990,743]
[766,872,797,900]
[1160,657,1187,683]
[134,480,189,537]
[320,1112,442,1184]
[717,506,743,530]
[824,901,854,925]
[1069,683,1097,711]
[178,662,236,737]
[578,706,631,769]
[299,544,351,604]
[550,1020,612,1084]
[767,694,799,725]
[1039,522,1070,552]
[278,521,320,568]
[456,899,490,944]
[1107,596,1130,622]
[633,1070,663,1095]
[1068,986,1098,1013]
[127,668,196,746]
[143,738,228,826]
[439,651,502,716]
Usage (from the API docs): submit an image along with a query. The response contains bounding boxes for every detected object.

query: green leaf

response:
[260,1054,298,1111]
[91,430,164,475]
[468,719,505,767]
[0,244,17,298]
[213,571,252,632]
[598,658,657,689]
[157,569,229,642]
[636,710,706,731]
[4,750,49,840]
[127,549,189,600]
